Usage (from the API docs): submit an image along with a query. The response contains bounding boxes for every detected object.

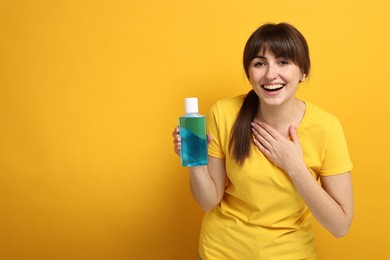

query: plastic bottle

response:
[179,97,208,167]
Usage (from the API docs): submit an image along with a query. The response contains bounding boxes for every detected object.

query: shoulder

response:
[213,94,246,109]
[210,95,245,116]
[207,94,246,131]
[304,101,340,126]
[302,102,353,175]
[301,101,347,144]
[300,101,347,149]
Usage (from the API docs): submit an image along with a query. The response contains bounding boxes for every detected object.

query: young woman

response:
[172,22,353,259]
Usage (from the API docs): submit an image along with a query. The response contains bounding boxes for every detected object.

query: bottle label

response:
[179,116,208,167]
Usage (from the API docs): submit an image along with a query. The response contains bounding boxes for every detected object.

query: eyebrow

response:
[253,55,288,60]
[254,55,266,59]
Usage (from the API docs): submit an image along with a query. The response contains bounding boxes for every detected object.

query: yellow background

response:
[0,0,389,259]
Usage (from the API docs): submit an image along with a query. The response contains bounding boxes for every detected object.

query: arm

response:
[172,127,227,211]
[251,122,354,237]
[189,156,227,211]
[287,166,353,238]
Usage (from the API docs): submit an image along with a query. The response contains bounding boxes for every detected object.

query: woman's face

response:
[248,48,306,107]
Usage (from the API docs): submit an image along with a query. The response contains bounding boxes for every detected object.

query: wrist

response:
[286,160,308,179]
[189,165,208,174]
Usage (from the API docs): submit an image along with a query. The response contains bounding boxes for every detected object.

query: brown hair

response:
[229,23,311,165]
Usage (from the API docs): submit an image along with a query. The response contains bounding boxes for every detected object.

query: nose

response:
[265,64,278,80]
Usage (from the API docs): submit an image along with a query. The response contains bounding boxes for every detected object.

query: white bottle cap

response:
[184,97,199,113]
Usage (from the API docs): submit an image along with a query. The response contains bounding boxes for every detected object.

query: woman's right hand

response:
[172,126,181,156]
[172,126,225,211]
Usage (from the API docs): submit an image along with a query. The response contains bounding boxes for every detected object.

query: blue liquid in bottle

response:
[179,98,208,167]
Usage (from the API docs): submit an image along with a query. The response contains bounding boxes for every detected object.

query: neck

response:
[256,98,303,136]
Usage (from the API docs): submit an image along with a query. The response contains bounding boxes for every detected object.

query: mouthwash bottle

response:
[179,97,208,167]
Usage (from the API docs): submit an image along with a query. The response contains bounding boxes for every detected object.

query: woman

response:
[172,23,353,259]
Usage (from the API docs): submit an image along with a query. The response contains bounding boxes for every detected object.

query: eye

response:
[253,60,266,67]
[278,59,290,65]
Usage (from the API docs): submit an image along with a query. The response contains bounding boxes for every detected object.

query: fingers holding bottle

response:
[172,126,181,156]
[207,133,213,145]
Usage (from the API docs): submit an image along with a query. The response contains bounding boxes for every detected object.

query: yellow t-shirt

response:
[199,94,353,260]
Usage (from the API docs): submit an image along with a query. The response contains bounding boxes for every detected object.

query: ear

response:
[299,73,306,83]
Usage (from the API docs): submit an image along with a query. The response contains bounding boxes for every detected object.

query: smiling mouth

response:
[262,84,285,92]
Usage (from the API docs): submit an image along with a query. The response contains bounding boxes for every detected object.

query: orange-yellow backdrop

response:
[1,0,389,259]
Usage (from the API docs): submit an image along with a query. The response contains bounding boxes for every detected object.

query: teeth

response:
[263,84,284,90]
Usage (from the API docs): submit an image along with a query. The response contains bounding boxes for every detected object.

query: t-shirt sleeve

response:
[320,119,353,176]
[206,102,226,159]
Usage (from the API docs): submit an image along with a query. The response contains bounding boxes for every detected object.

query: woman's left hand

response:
[251,121,304,175]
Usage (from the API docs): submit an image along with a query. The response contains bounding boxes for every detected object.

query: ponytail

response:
[228,90,259,165]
